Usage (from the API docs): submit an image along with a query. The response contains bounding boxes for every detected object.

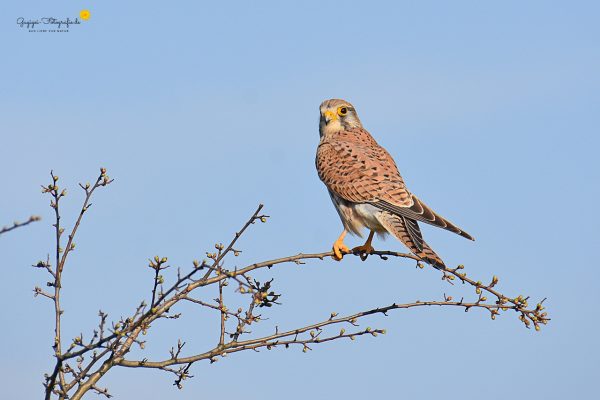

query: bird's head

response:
[319,99,363,137]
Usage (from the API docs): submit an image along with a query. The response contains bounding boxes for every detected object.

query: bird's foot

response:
[352,243,375,261]
[352,230,375,261]
[332,239,350,261]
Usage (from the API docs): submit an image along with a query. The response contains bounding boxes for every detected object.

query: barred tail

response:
[377,211,446,269]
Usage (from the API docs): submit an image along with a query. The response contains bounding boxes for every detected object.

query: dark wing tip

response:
[460,231,475,241]
[376,199,475,241]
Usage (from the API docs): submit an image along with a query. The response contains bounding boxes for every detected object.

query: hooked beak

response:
[322,110,337,125]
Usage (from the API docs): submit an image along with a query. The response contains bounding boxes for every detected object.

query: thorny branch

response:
[29,169,549,400]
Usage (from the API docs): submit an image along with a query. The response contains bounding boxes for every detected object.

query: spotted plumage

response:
[316,98,474,267]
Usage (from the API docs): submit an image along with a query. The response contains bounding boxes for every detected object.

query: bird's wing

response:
[375,196,475,241]
[316,132,474,241]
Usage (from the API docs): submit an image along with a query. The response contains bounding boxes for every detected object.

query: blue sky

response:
[2,1,599,399]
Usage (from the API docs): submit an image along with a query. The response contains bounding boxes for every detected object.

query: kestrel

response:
[315,99,474,268]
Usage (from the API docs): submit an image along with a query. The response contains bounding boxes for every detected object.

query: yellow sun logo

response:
[80,10,91,20]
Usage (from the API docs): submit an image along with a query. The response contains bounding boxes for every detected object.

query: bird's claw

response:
[352,244,375,261]
[332,241,350,261]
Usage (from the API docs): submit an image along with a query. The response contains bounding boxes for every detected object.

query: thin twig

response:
[218,273,226,347]
[41,169,113,400]
[32,172,548,399]
[0,215,40,235]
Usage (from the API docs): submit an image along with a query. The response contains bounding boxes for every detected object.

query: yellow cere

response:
[323,110,337,121]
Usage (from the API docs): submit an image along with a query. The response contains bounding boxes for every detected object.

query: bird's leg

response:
[352,230,375,261]
[332,230,350,261]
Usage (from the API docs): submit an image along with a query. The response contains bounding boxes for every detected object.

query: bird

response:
[315,98,474,268]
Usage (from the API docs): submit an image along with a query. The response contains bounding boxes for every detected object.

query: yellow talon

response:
[332,230,350,261]
[352,230,375,261]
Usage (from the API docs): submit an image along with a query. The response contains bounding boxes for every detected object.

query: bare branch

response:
[0,215,40,235]
[218,273,226,346]
[40,168,113,400]
[30,170,548,399]
[117,296,544,369]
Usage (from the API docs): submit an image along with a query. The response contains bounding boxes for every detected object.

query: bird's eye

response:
[337,107,348,116]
